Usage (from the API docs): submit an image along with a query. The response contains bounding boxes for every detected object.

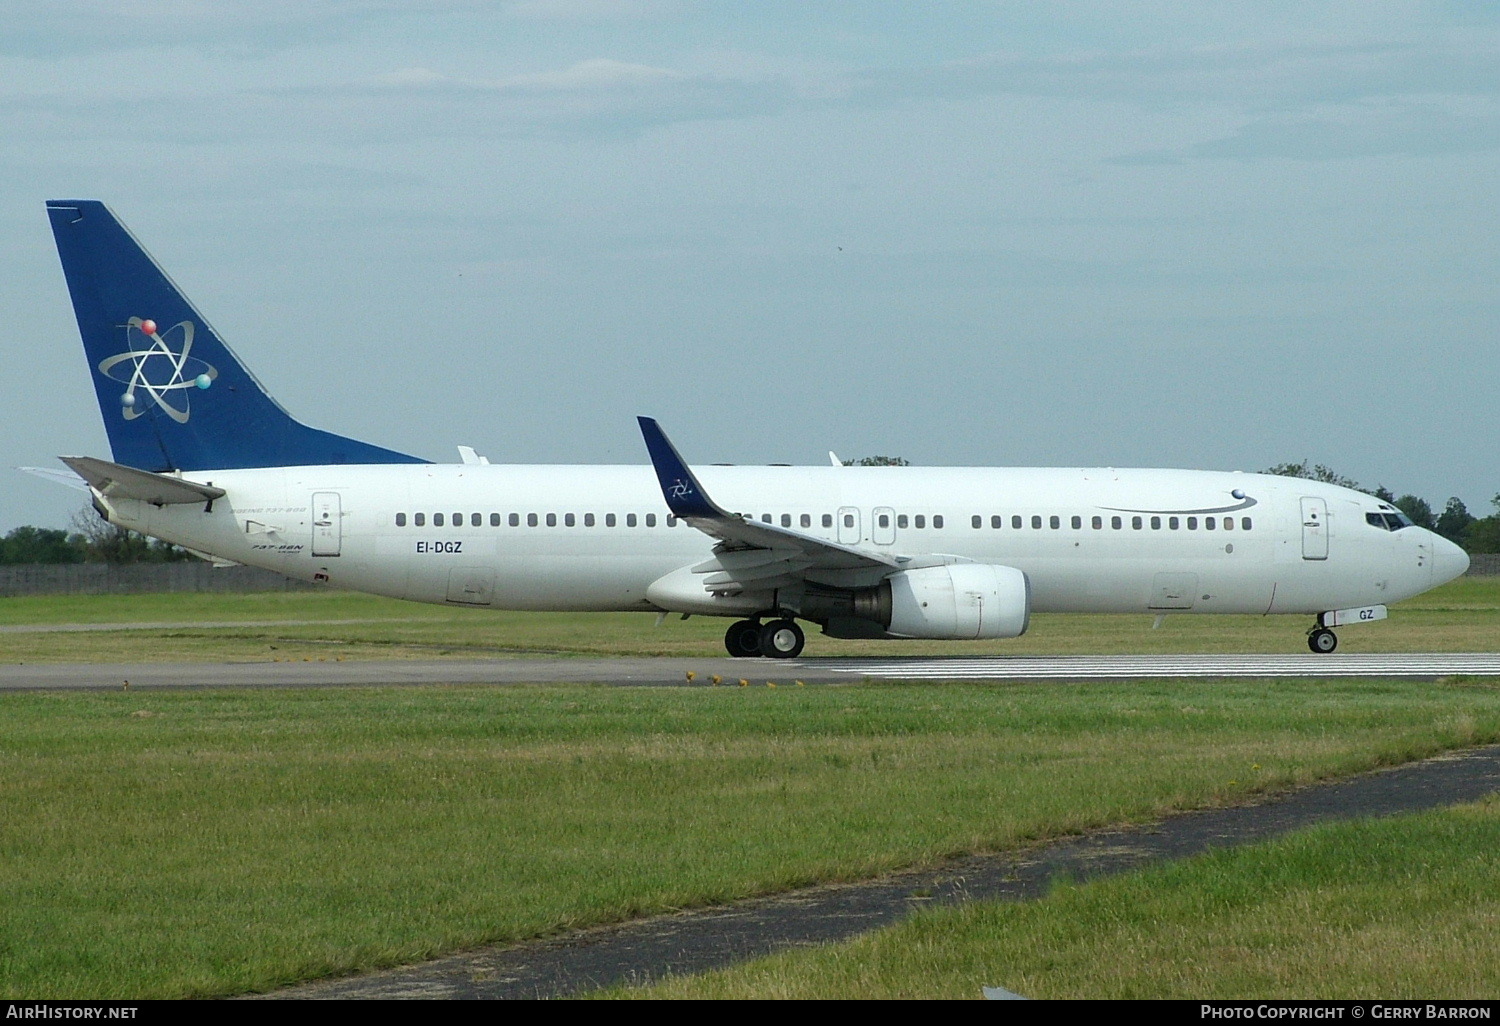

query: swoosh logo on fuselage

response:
[1100,496,1258,516]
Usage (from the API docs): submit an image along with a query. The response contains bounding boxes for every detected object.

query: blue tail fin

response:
[47,200,427,472]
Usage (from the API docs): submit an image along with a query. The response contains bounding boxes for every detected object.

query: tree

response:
[1464,495,1500,554]
[0,526,87,564]
[1434,497,1474,545]
[1261,460,1361,490]
[842,456,910,467]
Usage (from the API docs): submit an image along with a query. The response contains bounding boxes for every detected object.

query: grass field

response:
[1,576,1497,663]
[3,677,1500,997]
[2,583,1499,999]
[612,799,1500,1000]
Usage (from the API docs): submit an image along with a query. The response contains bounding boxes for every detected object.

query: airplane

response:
[37,199,1471,659]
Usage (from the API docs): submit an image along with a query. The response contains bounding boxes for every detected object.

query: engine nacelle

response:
[807,564,1031,640]
[885,564,1031,640]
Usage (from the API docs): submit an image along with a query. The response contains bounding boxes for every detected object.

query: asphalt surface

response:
[5,652,1500,690]
[257,743,1500,1000]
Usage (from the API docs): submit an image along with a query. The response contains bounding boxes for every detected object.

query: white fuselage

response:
[99,463,1467,620]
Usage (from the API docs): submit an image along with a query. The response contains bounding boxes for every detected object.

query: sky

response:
[2,1,1497,533]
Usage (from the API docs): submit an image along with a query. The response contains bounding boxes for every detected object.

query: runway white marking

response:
[814,653,1500,680]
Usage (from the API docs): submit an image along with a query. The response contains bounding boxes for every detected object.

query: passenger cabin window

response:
[878,514,890,528]
[898,514,909,529]
[1112,516,1122,530]
[1223,516,1233,531]
[415,513,425,527]
[1151,516,1161,530]
[667,515,677,527]
[453,513,462,527]
[1013,515,1023,529]
[801,514,811,528]
[1031,516,1042,529]
[1187,517,1197,530]
[395,513,406,527]
[914,515,926,529]
[565,513,576,527]
[1071,516,1082,529]
[933,515,944,528]
[472,513,482,527]
[822,514,833,528]
[1242,517,1253,530]
[1132,516,1142,530]
[627,514,638,527]
[781,514,791,527]
[527,514,538,527]
[545,513,556,527]
[646,514,657,527]
[434,513,445,527]
[972,515,982,529]
[490,513,501,526]
[1049,516,1060,529]
[1169,517,1180,530]
[1205,517,1216,530]
[509,513,519,527]
[844,514,856,528]
[992,515,1003,529]
[1092,516,1102,529]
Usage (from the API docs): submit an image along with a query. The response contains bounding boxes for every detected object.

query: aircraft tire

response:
[1308,628,1338,654]
[759,619,805,659]
[724,619,765,658]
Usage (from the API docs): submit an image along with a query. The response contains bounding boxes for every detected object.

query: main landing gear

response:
[724,618,806,659]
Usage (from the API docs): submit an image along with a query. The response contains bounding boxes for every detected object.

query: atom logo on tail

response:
[96,317,218,424]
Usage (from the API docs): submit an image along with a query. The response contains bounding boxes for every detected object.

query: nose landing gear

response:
[723,617,806,659]
[1307,626,1338,654]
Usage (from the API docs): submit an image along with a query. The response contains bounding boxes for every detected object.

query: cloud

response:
[502,58,682,91]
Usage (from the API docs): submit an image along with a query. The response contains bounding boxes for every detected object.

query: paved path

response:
[257,744,1500,1000]
[3,652,1499,690]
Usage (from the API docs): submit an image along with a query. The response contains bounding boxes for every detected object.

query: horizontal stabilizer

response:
[59,456,226,505]
[17,465,92,492]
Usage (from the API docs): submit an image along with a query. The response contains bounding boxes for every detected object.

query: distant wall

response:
[0,563,317,597]
[1467,554,1500,577]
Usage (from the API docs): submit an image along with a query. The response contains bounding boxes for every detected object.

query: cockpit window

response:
[1367,511,1415,531]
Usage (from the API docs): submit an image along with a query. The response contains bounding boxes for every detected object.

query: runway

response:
[3,652,1500,690]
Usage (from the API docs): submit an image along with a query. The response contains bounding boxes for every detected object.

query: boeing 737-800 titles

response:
[37,200,1470,658]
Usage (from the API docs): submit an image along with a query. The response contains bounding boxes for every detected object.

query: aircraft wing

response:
[638,417,899,592]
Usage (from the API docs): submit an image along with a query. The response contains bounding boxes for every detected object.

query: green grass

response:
[1,577,1497,663]
[614,799,1500,999]
[3,678,1500,997]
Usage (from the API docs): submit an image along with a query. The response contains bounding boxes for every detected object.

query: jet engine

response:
[803,564,1031,640]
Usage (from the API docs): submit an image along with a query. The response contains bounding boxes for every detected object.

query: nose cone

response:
[1432,534,1471,586]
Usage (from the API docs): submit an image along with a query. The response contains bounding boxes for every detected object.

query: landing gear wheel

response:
[724,619,764,658]
[759,618,805,659]
[1308,628,1338,654]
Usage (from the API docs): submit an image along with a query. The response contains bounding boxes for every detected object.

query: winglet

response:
[637,417,729,520]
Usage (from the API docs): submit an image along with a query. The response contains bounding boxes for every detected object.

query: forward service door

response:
[1300,497,1328,560]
